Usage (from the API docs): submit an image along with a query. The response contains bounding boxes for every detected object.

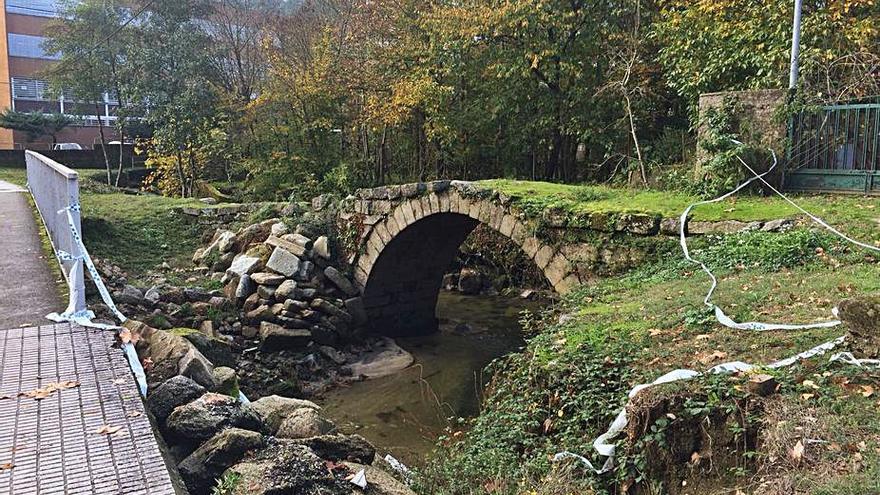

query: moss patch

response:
[479,179,880,239]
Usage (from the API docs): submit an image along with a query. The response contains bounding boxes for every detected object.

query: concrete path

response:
[0,180,178,494]
[0,181,64,329]
[0,323,176,494]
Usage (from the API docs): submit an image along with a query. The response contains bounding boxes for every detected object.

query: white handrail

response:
[25,150,86,314]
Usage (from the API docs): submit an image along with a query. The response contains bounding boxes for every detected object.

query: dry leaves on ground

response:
[96,425,121,435]
[0,463,13,471]
[18,381,80,400]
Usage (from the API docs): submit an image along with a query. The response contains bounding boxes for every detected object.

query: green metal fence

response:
[785,103,880,194]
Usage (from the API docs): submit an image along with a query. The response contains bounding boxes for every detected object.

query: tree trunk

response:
[96,103,111,184]
[624,93,648,187]
[175,150,186,197]
[114,129,125,187]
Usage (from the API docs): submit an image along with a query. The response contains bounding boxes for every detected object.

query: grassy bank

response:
[479,179,880,238]
[0,166,205,279]
[417,223,880,494]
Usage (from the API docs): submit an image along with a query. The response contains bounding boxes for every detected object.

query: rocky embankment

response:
[125,319,413,495]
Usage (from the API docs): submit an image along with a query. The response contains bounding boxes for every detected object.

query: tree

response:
[129,0,224,197]
[0,110,75,144]
[653,0,880,106]
[44,0,140,185]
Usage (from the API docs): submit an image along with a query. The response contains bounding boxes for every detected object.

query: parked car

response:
[53,143,83,150]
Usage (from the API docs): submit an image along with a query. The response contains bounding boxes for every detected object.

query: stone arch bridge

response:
[337,180,676,336]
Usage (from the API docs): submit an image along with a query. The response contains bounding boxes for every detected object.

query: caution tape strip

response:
[554,142,880,474]
[42,203,148,396]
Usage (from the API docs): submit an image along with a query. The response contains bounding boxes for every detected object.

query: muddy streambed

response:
[319,292,540,465]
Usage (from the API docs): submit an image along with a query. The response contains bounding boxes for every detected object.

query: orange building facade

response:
[0,0,114,150]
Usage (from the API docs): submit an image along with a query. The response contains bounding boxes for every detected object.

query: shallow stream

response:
[319,292,539,465]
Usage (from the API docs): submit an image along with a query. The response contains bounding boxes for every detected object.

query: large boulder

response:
[178,428,264,495]
[292,434,375,464]
[178,344,216,389]
[166,393,262,443]
[147,375,206,424]
[839,294,880,358]
[224,442,349,495]
[181,330,236,368]
[140,329,195,385]
[249,395,320,434]
[276,408,335,439]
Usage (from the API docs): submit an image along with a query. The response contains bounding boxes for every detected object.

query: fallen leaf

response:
[802,380,820,390]
[96,425,121,435]
[698,350,728,365]
[126,411,142,418]
[0,463,12,471]
[791,440,805,463]
[112,378,126,385]
[117,327,141,345]
[860,385,874,398]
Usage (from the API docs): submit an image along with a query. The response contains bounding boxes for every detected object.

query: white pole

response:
[789,0,803,90]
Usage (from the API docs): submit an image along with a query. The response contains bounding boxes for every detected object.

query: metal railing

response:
[786,103,880,193]
[25,150,86,313]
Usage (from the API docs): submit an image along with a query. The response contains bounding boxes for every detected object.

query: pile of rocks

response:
[192,216,366,353]
[131,320,413,495]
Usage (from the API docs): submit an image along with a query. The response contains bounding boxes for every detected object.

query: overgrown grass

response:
[418,224,880,494]
[79,192,205,276]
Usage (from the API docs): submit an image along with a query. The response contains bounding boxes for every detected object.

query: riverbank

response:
[416,219,880,494]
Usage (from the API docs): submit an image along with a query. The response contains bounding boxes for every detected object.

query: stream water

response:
[319,291,539,466]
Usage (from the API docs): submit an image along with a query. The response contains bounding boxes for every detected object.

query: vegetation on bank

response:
[416,223,880,494]
[0,167,205,277]
[481,179,880,237]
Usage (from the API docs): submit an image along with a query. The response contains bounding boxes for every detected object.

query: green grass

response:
[1,166,206,280]
[421,222,880,494]
[79,192,205,276]
[479,179,880,238]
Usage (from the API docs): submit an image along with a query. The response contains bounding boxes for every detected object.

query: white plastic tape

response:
[554,336,847,474]
[43,203,151,396]
[554,142,880,474]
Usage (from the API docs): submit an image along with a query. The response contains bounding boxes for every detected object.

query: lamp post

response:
[788,0,803,91]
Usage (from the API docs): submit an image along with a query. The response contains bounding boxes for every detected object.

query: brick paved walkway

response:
[0,323,176,494]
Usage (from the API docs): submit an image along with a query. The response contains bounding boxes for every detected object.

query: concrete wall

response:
[697,89,787,163]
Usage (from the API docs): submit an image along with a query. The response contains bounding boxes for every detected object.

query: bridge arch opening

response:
[354,189,577,336]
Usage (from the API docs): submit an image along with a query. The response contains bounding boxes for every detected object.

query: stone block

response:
[259,322,312,351]
[226,255,261,277]
[265,235,308,257]
[266,247,301,277]
[324,266,359,296]
[534,245,555,269]
[251,272,285,286]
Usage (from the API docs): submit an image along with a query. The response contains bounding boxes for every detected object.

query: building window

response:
[6,0,62,18]
[8,34,59,60]
[10,77,117,127]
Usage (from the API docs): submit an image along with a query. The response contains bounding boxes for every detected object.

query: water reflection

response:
[319,291,538,465]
